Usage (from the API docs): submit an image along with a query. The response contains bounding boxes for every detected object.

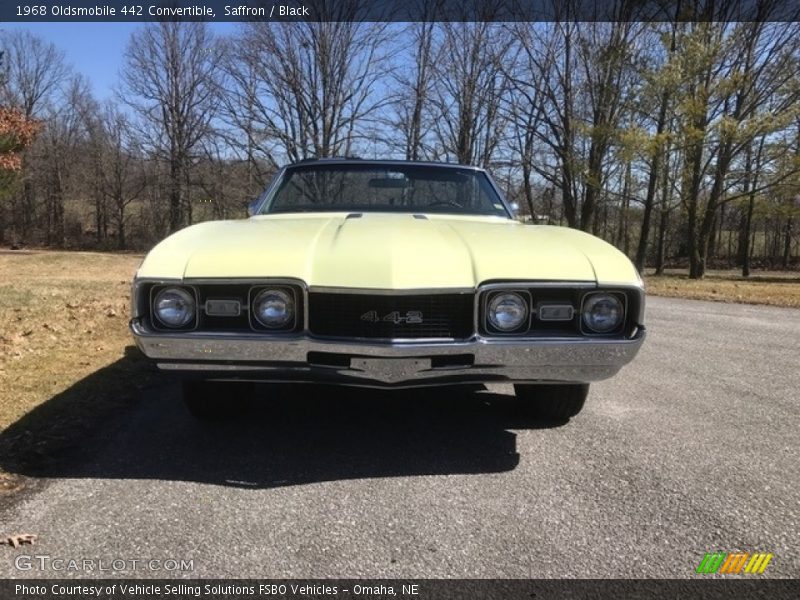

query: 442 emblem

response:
[360,310,423,324]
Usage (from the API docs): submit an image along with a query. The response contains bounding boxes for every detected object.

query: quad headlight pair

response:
[485,291,624,334]
[152,287,295,330]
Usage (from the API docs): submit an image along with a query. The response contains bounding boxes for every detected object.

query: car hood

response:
[136,213,640,288]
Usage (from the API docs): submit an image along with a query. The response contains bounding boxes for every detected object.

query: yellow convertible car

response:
[130,159,645,419]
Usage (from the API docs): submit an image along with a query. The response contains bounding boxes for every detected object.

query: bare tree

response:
[0,29,70,243]
[217,34,272,193]
[429,22,512,166]
[32,75,94,246]
[94,104,146,249]
[391,20,437,161]
[503,22,560,220]
[0,30,68,119]
[121,22,222,232]
[510,20,582,227]
[576,19,642,233]
[224,15,393,165]
[633,19,680,272]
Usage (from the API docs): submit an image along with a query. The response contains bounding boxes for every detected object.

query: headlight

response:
[487,292,528,332]
[253,288,295,329]
[153,287,196,328]
[582,293,624,333]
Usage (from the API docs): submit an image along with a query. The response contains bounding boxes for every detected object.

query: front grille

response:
[308,292,474,340]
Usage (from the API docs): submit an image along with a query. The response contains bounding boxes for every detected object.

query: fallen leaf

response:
[0,534,37,548]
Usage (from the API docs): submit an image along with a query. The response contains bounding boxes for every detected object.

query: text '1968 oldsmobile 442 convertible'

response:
[130,159,645,420]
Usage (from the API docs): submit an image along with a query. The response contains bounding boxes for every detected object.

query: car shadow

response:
[0,347,568,490]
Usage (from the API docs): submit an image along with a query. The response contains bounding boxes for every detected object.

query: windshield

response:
[262,164,510,217]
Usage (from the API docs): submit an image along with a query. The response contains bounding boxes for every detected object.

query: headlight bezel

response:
[580,291,627,335]
[249,285,299,331]
[483,290,531,334]
[150,285,198,331]
[478,284,635,338]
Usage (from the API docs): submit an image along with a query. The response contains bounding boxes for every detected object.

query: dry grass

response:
[0,250,158,483]
[644,269,800,308]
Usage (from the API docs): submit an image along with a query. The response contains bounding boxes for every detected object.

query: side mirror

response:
[509,201,520,215]
[247,199,260,217]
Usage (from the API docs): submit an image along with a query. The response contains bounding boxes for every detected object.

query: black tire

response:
[182,380,251,420]
[513,383,589,420]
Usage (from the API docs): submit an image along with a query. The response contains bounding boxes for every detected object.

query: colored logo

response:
[696,552,773,574]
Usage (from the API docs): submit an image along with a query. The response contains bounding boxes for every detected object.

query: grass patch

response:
[0,285,33,309]
[0,250,160,487]
[644,269,800,308]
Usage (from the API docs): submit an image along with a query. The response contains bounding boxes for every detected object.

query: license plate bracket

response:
[349,357,431,381]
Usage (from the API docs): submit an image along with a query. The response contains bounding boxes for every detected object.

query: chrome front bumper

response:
[131,319,645,388]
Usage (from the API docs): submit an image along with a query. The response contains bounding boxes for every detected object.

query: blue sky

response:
[1,22,237,101]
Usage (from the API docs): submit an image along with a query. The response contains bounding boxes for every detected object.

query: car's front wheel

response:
[513,383,589,420]
[182,380,251,419]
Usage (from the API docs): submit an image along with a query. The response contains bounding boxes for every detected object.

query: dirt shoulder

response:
[644,269,800,308]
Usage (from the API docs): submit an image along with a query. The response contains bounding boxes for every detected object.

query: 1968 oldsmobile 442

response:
[130,159,645,419]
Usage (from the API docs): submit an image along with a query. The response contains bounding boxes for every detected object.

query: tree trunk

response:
[582,146,601,232]
[742,194,755,278]
[707,212,718,261]
[737,210,748,265]
[741,139,765,277]
[560,28,577,229]
[636,150,662,271]
[169,157,182,232]
[655,151,671,276]
[621,160,632,255]
[522,161,534,219]
[117,204,126,250]
[561,170,577,228]
[717,203,726,264]
[690,137,733,279]
[655,208,669,275]
[684,113,706,279]
[53,162,65,248]
[686,198,701,278]
[634,20,676,272]
[22,178,34,242]
[772,218,782,261]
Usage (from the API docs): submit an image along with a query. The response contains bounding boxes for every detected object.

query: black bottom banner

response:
[2,579,799,600]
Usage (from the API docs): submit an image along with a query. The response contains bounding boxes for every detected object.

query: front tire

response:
[182,380,251,419]
[513,383,589,420]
